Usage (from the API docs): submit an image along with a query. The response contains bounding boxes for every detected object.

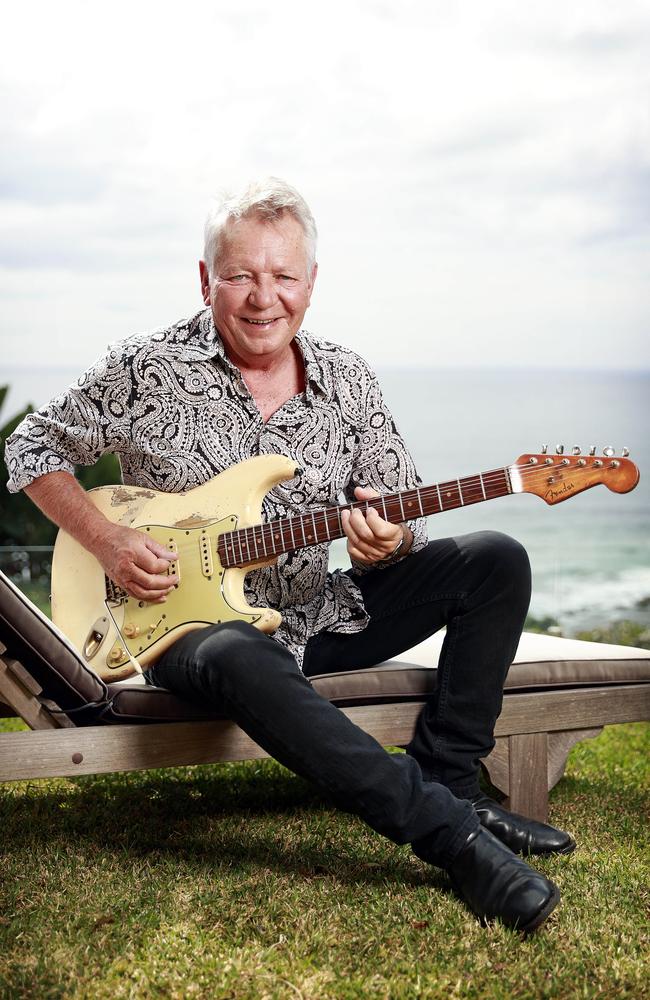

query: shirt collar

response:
[180,309,332,401]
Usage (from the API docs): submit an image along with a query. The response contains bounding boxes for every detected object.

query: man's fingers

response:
[344,504,401,546]
[124,582,174,601]
[144,536,178,562]
[126,562,177,592]
[138,545,177,576]
[347,541,390,564]
[345,507,377,544]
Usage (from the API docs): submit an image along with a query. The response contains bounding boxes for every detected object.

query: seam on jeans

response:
[429,611,461,767]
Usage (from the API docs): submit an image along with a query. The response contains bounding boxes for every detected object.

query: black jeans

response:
[146,531,531,866]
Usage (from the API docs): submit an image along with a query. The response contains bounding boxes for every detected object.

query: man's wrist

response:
[379,524,412,563]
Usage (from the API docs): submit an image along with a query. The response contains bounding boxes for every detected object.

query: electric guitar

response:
[51,447,640,681]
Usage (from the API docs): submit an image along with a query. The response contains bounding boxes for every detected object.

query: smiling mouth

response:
[242,317,280,326]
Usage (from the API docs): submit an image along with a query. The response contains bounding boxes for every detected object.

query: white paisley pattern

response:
[5,308,427,664]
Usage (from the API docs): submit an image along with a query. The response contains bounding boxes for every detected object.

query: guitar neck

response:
[217,466,512,569]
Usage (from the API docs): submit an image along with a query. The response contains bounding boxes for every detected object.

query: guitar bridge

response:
[105,575,127,604]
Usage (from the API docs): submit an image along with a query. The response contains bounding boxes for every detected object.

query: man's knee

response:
[462,531,531,593]
[191,620,273,674]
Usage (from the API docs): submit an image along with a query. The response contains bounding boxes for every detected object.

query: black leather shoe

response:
[442,827,560,932]
[469,794,576,857]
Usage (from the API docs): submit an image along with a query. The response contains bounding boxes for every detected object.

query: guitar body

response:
[51,454,298,681]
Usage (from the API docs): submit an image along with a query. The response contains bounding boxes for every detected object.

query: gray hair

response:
[203,177,318,276]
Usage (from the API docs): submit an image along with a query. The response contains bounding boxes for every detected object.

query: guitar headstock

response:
[511,446,640,504]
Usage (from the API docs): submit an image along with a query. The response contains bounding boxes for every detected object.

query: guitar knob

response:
[571,446,581,455]
[622,447,630,457]
[541,444,548,454]
[556,444,564,455]
[589,445,596,456]
[603,445,615,457]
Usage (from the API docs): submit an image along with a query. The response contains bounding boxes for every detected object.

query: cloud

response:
[0,0,648,370]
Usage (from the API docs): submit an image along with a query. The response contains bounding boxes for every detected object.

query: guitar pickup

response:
[167,538,180,583]
[200,529,213,578]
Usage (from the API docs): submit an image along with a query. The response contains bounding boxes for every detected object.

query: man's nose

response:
[248,275,278,309]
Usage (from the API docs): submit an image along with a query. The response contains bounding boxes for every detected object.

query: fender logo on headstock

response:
[546,480,576,501]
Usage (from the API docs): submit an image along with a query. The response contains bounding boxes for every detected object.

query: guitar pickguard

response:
[104,517,265,671]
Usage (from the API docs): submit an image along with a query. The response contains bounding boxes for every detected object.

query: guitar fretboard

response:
[216,467,512,569]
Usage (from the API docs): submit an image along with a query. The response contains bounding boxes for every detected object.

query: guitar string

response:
[132,460,622,571]
[219,460,625,564]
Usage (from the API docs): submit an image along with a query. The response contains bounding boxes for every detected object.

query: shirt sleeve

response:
[4,346,133,493]
[344,366,428,574]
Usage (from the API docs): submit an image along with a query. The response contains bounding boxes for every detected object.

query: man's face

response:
[200,213,317,368]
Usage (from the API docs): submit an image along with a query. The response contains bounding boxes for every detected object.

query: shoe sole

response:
[519,884,561,934]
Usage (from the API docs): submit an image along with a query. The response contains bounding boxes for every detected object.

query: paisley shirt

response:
[5,308,427,664]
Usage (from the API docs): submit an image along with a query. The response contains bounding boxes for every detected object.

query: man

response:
[5,178,574,933]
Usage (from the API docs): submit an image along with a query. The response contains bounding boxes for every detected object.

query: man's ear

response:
[199,260,211,306]
[307,261,318,304]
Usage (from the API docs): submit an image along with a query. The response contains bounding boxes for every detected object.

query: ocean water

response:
[3,366,649,634]
[376,368,650,634]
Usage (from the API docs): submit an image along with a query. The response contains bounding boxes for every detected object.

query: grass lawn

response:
[0,721,648,1000]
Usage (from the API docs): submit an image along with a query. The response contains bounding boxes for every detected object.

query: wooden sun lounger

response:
[1,570,649,820]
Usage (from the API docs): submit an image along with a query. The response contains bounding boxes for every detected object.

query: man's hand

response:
[341,486,412,566]
[94,523,178,603]
[24,471,179,603]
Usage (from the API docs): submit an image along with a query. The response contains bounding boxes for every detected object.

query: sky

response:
[1,0,649,374]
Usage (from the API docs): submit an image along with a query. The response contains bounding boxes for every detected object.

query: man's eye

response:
[227,274,249,282]
[278,274,297,283]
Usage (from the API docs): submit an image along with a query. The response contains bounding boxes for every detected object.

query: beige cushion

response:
[106,630,650,723]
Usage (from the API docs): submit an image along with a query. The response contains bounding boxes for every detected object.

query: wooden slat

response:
[0,683,648,784]
[0,658,63,731]
[493,686,650,735]
[4,657,43,697]
[0,719,267,781]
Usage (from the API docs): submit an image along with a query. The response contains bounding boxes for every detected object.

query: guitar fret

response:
[436,484,443,510]
[416,489,424,516]
[270,522,282,555]
[323,510,331,540]
[479,474,486,500]
[236,530,244,565]
[252,526,260,560]
[457,479,464,506]
[382,496,388,519]
[398,493,406,520]
[259,525,269,558]
[310,511,318,543]
[288,516,297,550]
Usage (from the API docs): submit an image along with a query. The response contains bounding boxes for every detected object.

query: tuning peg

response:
[622,447,630,457]
[541,444,548,454]
[589,445,596,456]
[603,446,615,457]
[571,446,581,455]
[556,444,564,455]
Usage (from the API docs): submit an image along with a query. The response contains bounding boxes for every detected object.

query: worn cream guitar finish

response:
[51,449,639,681]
